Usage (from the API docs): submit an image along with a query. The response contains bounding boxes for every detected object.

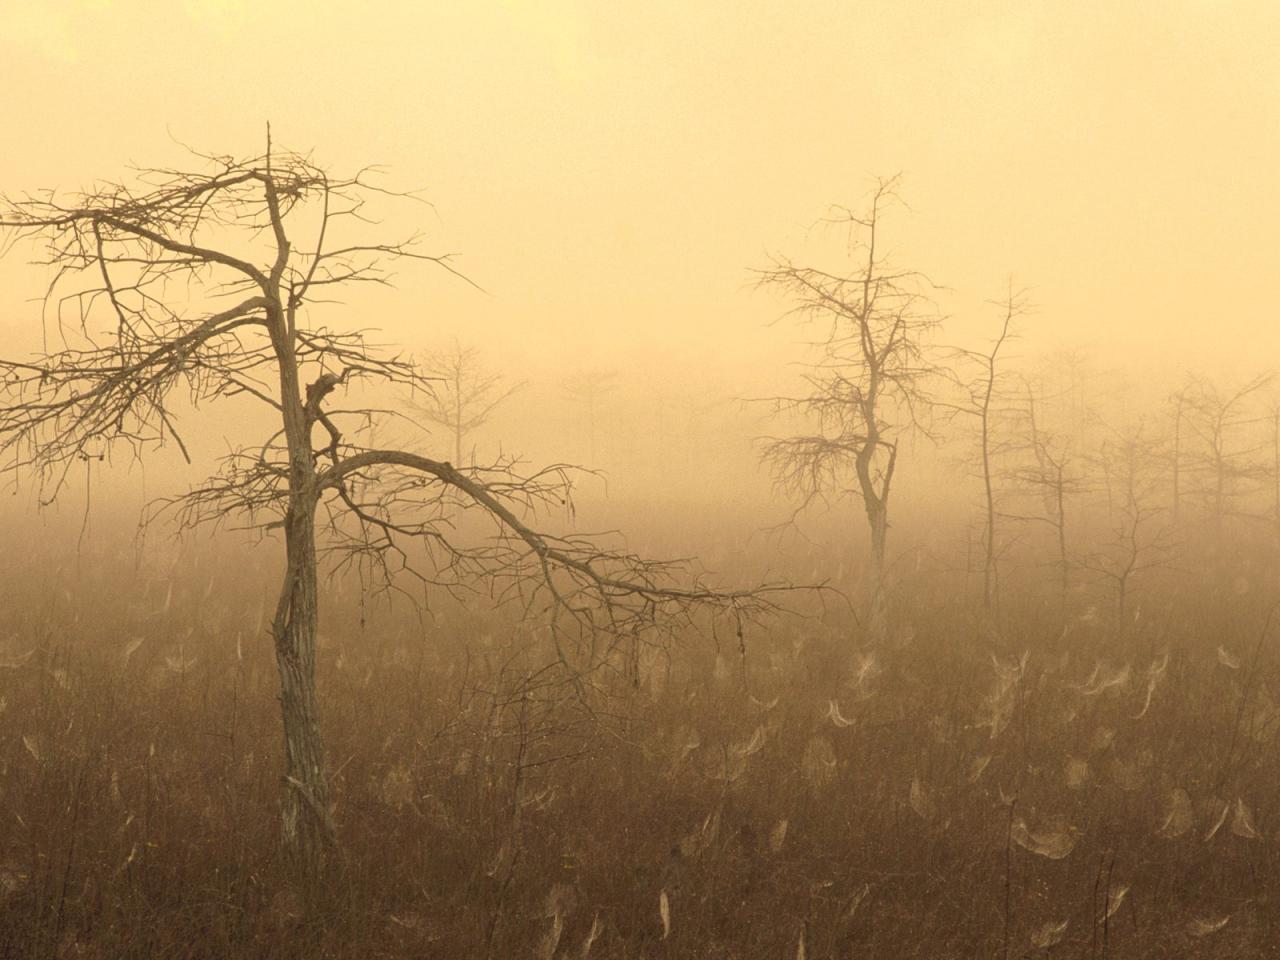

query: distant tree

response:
[1167,379,1194,523]
[754,177,941,641]
[945,286,1028,615]
[1080,422,1175,625]
[1183,374,1271,540]
[562,368,617,464]
[0,142,786,878]
[1008,377,1089,611]
[1028,347,1104,455]
[407,339,521,466]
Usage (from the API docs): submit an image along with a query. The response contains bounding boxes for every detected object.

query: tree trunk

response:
[856,438,895,646]
[866,502,889,642]
[981,424,997,615]
[273,498,334,873]
[267,268,335,876]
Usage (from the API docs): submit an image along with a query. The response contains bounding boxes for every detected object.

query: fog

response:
[3,4,1280,958]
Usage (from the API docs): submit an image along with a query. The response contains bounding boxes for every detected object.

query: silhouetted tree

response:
[1183,374,1271,542]
[946,286,1028,614]
[755,177,940,640]
[407,339,521,466]
[1008,376,1089,612]
[562,368,616,464]
[0,141,788,878]
[1167,379,1194,523]
[1080,422,1175,625]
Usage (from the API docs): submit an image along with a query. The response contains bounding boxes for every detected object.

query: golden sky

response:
[2,0,1278,382]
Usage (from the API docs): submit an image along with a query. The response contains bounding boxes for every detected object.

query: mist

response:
[2,3,1279,958]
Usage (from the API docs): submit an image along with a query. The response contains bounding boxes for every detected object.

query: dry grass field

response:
[4,3,1279,957]
[2,537,1279,960]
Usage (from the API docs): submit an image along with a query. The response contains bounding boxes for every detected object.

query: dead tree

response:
[944,287,1027,615]
[1079,423,1175,627]
[1182,374,1271,545]
[754,177,940,641]
[1007,377,1089,612]
[1167,380,1193,523]
[0,143,789,878]
[562,368,617,464]
[406,339,521,466]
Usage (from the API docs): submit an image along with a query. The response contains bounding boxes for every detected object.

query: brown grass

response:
[1,541,1278,959]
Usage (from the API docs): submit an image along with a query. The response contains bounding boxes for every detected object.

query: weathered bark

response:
[273,499,334,871]
[856,434,895,643]
[263,171,335,872]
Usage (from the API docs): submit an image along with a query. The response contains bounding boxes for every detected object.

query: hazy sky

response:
[2,0,1278,382]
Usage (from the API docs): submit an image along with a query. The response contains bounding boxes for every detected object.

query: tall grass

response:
[0,538,1278,959]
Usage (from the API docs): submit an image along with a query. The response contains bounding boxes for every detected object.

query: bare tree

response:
[1007,377,1089,612]
[945,286,1028,615]
[754,177,940,641]
[1167,379,1193,523]
[407,339,521,466]
[1182,374,1272,542]
[0,142,789,877]
[1079,423,1175,626]
[562,368,617,464]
